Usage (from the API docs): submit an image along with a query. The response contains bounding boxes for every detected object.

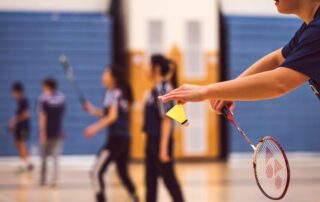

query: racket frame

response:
[253,136,291,200]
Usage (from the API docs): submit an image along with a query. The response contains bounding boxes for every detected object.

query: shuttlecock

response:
[166,104,189,126]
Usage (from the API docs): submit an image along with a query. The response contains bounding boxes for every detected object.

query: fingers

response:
[209,100,218,112]
[209,100,235,115]
[159,88,187,103]
[216,101,226,115]
[230,102,235,114]
[161,94,186,103]
[159,87,182,102]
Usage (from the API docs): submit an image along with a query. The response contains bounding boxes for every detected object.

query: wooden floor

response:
[0,154,319,202]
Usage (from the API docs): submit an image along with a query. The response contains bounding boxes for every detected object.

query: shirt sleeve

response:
[282,23,305,58]
[103,90,120,108]
[280,26,320,83]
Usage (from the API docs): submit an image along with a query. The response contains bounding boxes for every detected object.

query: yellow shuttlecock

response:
[166,104,189,126]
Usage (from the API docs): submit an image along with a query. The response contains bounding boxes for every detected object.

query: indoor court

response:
[1,155,320,202]
[1,0,320,202]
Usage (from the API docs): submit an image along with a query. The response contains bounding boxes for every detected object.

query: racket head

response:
[59,55,74,81]
[253,136,290,200]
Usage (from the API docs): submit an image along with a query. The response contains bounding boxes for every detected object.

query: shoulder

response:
[38,94,47,103]
[104,89,120,106]
[114,88,122,98]
[56,91,65,100]
[300,23,320,42]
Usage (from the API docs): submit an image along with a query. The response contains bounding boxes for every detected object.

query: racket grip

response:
[222,106,233,120]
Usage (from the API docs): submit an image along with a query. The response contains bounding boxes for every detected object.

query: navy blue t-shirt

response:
[103,89,130,138]
[38,91,65,139]
[281,7,320,99]
[143,81,174,138]
[15,97,30,131]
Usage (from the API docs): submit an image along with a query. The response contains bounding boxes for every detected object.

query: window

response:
[184,103,207,154]
[148,21,164,55]
[185,21,204,78]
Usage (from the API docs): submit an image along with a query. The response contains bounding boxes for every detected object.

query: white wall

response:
[126,0,219,52]
[0,0,293,16]
[0,0,110,12]
[221,0,290,16]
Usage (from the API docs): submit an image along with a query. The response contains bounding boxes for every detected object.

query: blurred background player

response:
[83,66,139,202]
[9,82,34,173]
[38,77,66,187]
[143,54,184,202]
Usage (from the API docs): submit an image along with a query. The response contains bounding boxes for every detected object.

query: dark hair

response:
[109,65,134,105]
[42,77,57,91]
[151,54,178,88]
[12,82,24,93]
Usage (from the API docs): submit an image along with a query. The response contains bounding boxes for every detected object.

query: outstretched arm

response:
[160,67,309,102]
[84,105,118,138]
[83,101,104,117]
[210,48,285,113]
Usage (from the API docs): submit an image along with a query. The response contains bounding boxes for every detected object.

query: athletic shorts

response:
[14,128,30,142]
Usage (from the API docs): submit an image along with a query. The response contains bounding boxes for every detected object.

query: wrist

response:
[201,85,211,100]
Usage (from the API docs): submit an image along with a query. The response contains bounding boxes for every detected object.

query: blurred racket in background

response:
[59,55,87,104]
[222,106,290,200]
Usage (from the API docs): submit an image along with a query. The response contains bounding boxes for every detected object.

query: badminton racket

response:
[222,106,290,200]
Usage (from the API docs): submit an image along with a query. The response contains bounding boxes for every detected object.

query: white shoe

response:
[14,165,27,174]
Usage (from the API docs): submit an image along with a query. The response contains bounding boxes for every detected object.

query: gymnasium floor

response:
[0,154,319,202]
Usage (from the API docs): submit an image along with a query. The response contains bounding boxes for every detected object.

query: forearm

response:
[160,118,171,153]
[16,111,30,123]
[238,48,284,78]
[89,107,104,117]
[39,112,46,137]
[91,117,115,133]
[204,68,308,101]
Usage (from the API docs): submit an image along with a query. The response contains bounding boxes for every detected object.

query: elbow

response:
[275,81,292,97]
[109,115,118,124]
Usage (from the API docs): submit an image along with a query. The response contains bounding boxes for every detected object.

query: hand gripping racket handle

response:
[222,106,233,121]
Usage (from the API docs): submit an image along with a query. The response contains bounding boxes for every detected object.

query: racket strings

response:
[255,139,289,199]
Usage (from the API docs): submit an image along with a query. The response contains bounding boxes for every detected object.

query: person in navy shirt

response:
[143,55,184,202]
[83,67,139,202]
[38,78,65,187]
[160,0,320,114]
[10,82,34,173]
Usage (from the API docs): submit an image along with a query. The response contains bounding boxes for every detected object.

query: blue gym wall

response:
[226,16,320,152]
[0,12,112,156]
[1,12,320,156]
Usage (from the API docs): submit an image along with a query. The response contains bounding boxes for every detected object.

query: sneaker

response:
[39,180,46,187]
[96,193,105,202]
[27,164,34,172]
[51,183,58,189]
[14,166,27,174]
[129,194,140,202]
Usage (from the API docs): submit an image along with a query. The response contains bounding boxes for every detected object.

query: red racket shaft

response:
[222,107,256,150]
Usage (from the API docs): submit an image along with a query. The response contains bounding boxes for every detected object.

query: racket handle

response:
[222,106,233,120]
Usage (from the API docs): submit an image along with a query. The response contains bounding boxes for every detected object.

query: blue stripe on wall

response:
[0,12,112,156]
[226,16,320,152]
